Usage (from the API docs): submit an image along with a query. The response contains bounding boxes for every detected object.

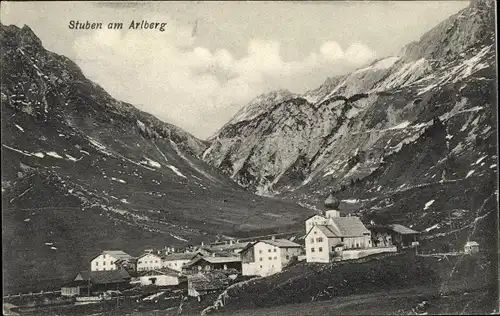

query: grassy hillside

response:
[216,251,498,314]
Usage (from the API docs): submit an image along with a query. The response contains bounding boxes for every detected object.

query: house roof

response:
[388,224,420,235]
[260,239,302,248]
[137,253,163,260]
[305,213,327,221]
[95,250,133,261]
[331,217,370,236]
[139,267,180,277]
[465,241,479,246]
[189,256,241,266]
[163,252,202,261]
[203,242,250,252]
[239,238,302,255]
[75,269,131,284]
[311,225,338,238]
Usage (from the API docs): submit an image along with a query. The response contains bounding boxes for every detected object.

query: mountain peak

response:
[226,89,298,126]
[1,23,44,52]
[249,89,295,104]
[399,0,494,63]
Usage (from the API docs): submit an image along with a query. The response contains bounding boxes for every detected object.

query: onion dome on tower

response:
[324,194,340,209]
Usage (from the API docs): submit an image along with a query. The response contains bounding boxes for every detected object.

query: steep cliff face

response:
[1,24,312,293]
[202,0,497,249]
[203,0,496,197]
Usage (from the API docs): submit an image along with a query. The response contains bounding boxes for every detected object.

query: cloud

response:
[320,41,344,61]
[72,15,377,139]
[345,42,377,65]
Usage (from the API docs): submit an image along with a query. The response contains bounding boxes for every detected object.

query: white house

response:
[136,253,163,271]
[90,250,133,271]
[138,267,182,286]
[163,252,203,272]
[240,238,303,277]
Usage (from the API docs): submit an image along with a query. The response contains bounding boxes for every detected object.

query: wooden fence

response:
[3,290,61,299]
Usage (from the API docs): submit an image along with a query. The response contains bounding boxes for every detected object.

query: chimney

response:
[271,236,275,241]
[229,240,234,245]
[212,252,216,257]
[201,241,204,247]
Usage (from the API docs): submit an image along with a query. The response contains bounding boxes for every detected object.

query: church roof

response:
[331,217,370,236]
[306,217,370,238]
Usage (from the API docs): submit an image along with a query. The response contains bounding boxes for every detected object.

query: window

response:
[319,247,323,252]
[310,238,314,243]
[260,265,263,268]
[96,262,99,266]
[259,250,262,254]
[341,237,344,242]
[273,256,277,260]
[268,249,271,253]
[331,246,335,251]
[311,248,315,252]
[103,261,106,265]
[273,249,277,252]
[286,255,290,260]
[316,237,323,242]
[259,258,263,261]
[268,257,272,260]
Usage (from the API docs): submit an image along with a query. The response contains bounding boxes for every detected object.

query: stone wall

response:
[342,247,397,260]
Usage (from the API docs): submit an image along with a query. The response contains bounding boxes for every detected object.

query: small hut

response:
[464,241,479,254]
[387,224,420,249]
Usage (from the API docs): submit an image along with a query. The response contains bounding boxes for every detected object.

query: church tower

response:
[324,194,341,218]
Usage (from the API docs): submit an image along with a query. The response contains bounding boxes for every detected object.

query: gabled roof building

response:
[90,250,133,272]
[240,238,304,277]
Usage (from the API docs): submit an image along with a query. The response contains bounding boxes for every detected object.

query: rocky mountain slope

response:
[0,24,312,293]
[202,0,497,247]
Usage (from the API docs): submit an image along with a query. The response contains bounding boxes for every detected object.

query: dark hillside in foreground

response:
[217,251,498,314]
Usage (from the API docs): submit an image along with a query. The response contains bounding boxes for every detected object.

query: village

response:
[4,195,481,315]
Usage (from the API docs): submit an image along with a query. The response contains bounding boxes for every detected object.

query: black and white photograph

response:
[1,1,498,315]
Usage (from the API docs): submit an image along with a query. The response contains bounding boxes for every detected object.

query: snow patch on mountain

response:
[141,157,161,168]
[110,177,127,184]
[46,151,63,159]
[168,165,187,178]
[14,124,24,132]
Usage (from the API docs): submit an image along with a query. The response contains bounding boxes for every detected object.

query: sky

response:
[1,1,469,139]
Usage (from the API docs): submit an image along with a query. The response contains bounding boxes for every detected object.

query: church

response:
[305,195,372,263]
